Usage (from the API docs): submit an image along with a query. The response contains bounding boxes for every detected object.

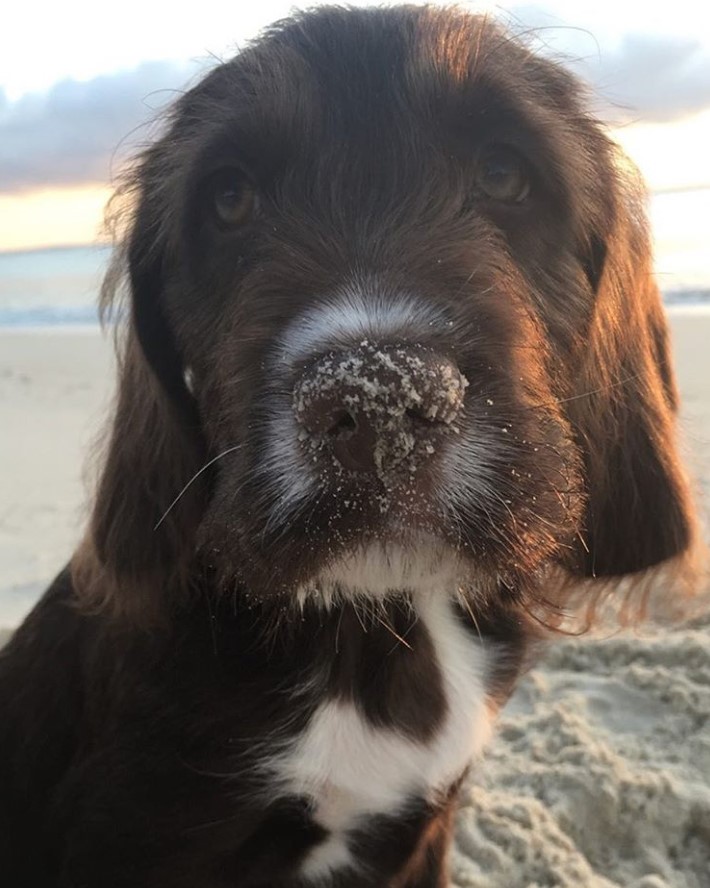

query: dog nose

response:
[293,344,467,474]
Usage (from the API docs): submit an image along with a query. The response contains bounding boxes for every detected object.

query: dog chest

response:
[266,594,493,880]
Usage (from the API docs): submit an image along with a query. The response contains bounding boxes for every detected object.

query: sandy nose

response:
[293,344,468,473]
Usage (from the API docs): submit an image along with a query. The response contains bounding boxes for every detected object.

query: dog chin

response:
[294,539,468,608]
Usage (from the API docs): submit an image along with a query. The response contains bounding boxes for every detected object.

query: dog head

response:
[76,6,697,625]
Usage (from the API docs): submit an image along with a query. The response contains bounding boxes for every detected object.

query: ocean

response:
[0,245,111,328]
[0,243,708,327]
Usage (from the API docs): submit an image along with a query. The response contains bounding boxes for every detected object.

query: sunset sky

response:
[1,0,709,286]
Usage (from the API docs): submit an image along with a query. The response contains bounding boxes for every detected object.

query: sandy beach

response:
[1,313,708,886]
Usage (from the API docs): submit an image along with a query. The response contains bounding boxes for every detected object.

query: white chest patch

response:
[265,592,493,882]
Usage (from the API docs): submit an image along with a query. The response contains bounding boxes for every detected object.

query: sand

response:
[1,312,709,886]
[0,329,115,625]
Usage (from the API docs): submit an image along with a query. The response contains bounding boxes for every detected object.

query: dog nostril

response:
[328,411,357,437]
[293,344,467,474]
[405,406,438,426]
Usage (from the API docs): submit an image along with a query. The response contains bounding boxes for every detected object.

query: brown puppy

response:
[0,6,697,887]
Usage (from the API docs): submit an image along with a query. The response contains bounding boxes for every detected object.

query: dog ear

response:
[73,162,207,626]
[566,162,698,585]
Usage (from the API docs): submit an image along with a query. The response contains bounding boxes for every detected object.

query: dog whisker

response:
[154,444,244,530]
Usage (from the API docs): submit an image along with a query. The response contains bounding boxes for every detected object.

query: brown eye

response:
[208,168,256,228]
[475,146,530,203]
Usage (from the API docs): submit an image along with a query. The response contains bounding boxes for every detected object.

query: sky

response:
[1,0,708,286]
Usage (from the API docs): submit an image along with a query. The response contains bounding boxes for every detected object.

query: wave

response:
[1,292,709,329]
[0,305,102,327]
[663,289,710,307]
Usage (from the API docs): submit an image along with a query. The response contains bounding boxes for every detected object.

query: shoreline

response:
[0,323,108,336]
[1,301,710,338]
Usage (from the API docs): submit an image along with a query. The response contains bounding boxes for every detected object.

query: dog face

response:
[81,6,696,623]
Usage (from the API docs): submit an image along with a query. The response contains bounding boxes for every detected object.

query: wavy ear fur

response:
[567,159,698,586]
[72,179,207,626]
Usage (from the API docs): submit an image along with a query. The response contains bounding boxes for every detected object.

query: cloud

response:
[502,6,710,122]
[572,34,710,123]
[0,60,203,193]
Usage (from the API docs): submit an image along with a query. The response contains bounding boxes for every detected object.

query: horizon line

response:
[0,241,112,258]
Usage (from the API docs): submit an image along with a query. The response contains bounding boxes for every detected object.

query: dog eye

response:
[207,168,257,228]
[475,147,530,203]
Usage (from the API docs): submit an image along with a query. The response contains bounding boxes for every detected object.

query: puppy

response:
[0,6,697,887]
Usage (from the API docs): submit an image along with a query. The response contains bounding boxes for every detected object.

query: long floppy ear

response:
[566,158,698,586]
[73,173,207,626]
